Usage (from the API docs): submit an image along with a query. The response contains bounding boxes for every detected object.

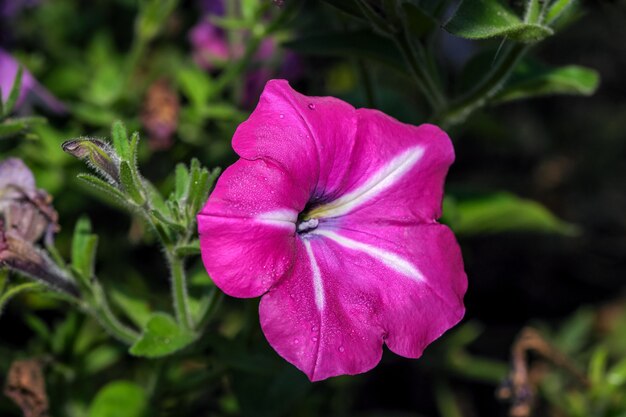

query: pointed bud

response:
[62,138,120,183]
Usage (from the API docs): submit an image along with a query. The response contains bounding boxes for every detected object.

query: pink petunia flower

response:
[198,80,467,381]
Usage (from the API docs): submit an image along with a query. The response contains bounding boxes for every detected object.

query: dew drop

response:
[307,103,315,110]
[279,113,285,119]
[164,338,171,344]
[338,346,345,353]
[311,325,318,332]
[293,338,300,344]
[312,337,318,342]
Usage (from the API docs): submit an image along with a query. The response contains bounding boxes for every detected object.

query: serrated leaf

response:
[283,30,406,73]
[111,120,131,161]
[88,381,147,417]
[72,216,98,284]
[493,63,599,103]
[119,161,145,205]
[445,0,554,42]
[443,193,579,236]
[129,313,195,358]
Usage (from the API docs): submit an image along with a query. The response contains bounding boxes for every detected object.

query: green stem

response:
[168,253,192,330]
[392,30,446,113]
[436,43,530,127]
[91,282,139,344]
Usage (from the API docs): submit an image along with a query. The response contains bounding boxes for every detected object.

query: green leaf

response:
[88,381,147,417]
[129,313,196,358]
[283,30,406,73]
[177,67,213,108]
[546,0,576,24]
[589,347,608,387]
[151,210,186,234]
[119,161,145,205]
[76,173,128,206]
[320,0,366,21]
[0,283,43,316]
[608,357,626,387]
[111,121,131,161]
[72,216,98,284]
[174,163,190,201]
[4,67,23,116]
[174,240,200,257]
[84,345,122,374]
[0,117,47,139]
[401,2,437,39]
[110,289,153,328]
[445,0,553,42]
[443,193,579,236]
[493,63,600,103]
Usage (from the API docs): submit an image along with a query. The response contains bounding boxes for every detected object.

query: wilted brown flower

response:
[141,78,180,151]
[0,158,79,297]
[4,359,49,417]
[0,158,59,243]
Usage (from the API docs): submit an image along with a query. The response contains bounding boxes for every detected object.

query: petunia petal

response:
[309,110,454,223]
[231,79,358,200]
[260,222,465,381]
[259,238,385,382]
[198,158,307,298]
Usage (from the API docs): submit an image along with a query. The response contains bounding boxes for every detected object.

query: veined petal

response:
[260,238,385,382]
[260,222,465,381]
[311,111,454,223]
[198,158,307,298]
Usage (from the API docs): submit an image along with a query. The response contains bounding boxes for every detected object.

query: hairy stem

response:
[168,253,193,330]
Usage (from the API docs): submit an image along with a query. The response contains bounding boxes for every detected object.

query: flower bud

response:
[62,138,120,183]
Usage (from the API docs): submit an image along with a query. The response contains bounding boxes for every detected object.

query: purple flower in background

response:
[188,0,302,105]
[198,80,467,381]
[0,48,65,114]
[0,0,39,18]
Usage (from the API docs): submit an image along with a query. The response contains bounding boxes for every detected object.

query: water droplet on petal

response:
[308,103,315,110]
[279,113,285,119]
[311,325,318,332]
[293,338,300,344]
[312,337,318,342]
[338,346,345,353]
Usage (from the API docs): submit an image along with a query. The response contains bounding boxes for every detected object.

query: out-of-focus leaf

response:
[111,121,130,161]
[0,117,47,139]
[552,308,594,355]
[129,313,195,358]
[588,347,608,386]
[177,67,213,108]
[3,67,23,116]
[401,2,437,39]
[84,345,122,374]
[283,30,406,72]
[445,0,553,42]
[444,193,579,236]
[88,381,147,417]
[546,0,576,24]
[320,0,365,21]
[72,217,98,284]
[110,290,153,329]
[607,358,626,387]
[493,63,600,103]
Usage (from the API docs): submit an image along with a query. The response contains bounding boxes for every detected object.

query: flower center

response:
[296,218,319,234]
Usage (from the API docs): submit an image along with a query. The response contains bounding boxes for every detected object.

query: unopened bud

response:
[62,138,120,183]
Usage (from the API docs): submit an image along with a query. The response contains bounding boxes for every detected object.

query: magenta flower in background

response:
[0,48,65,114]
[198,80,467,381]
